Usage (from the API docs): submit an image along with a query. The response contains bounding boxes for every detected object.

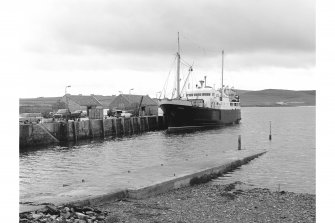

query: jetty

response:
[19,116,166,148]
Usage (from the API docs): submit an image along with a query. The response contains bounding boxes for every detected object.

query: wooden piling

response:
[146,116,149,131]
[156,115,159,130]
[238,135,241,150]
[72,121,77,142]
[114,118,118,136]
[89,119,93,139]
[101,119,105,138]
[121,118,125,135]
[130,117,134,134]
[138,117,142,132]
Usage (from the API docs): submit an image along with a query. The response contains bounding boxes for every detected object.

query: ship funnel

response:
[199,80,204,88]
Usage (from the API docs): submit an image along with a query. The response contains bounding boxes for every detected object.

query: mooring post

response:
[156,115,159,130]
[238,135,241,150]
[269,121,272,140]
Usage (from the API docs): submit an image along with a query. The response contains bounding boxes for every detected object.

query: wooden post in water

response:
[130,117,134,134]
[269,121,272,140]
[121,118,125,135]
[114,118,118,136]
[89,119,93,139]
[146,116,149,131]
[138,117,142,132]
[101,119,105,138]
[73,121,77,142]
[238,135,241,150]
[156,115,159,130]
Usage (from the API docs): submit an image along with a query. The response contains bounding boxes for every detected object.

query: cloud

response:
[21,0,315,72]
[24,0,315,52]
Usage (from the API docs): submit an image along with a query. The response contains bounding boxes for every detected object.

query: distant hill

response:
[238,89,316,107]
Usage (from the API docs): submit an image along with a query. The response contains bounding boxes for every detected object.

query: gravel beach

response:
[19,182,315,223]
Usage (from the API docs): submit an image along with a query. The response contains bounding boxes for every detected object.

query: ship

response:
[159,33,241,132]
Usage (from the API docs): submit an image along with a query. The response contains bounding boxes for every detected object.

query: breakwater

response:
[20,116,167,148]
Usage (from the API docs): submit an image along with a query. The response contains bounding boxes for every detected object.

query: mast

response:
[221,50,224,98]
[176,32,181,99]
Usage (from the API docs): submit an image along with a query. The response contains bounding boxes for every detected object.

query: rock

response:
[82,206,94,212]
[96,215,105,220]
[61,211,71,219]
[64,207,70,212]
[32,213,43,220]
[85,211,95,216]
[44,205,60,215]
[76,212,87,220]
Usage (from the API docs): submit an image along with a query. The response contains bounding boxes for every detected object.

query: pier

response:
[19,116,167,148]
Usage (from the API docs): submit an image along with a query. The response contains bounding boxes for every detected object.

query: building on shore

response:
[109,94,158,116]
[61,94,103,114]
[92,95,117,116]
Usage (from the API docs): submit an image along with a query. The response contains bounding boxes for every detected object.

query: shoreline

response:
[19,181,316,223]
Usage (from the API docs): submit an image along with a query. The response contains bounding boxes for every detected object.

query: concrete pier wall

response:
[20,116,167,148]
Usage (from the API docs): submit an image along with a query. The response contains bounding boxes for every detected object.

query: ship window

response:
[187,94,193,97]
[212,93,215,96]
[194,93,201,96]
[230,103,233,106]
[201,93,210,96]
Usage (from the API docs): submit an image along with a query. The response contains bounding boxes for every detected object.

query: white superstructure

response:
[181,81,240,110]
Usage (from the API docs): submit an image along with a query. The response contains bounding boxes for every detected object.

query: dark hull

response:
[160,104,241,132]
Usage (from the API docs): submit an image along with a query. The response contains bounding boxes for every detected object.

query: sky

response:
[2,0,315,98]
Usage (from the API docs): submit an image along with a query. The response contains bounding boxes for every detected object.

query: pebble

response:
[19,182,315,223]
[19,205,108,223]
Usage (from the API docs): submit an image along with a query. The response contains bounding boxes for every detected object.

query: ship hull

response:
[160,103,241,132]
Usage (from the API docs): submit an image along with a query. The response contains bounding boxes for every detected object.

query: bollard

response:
[238,135,241,150]
[269,121,272,140]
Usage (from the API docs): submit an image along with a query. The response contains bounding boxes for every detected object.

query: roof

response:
[92,95,116,108]
[119,94,158,106]
[65,94,102,106]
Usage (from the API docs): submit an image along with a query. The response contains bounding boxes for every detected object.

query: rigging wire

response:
[160,54,177,99]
